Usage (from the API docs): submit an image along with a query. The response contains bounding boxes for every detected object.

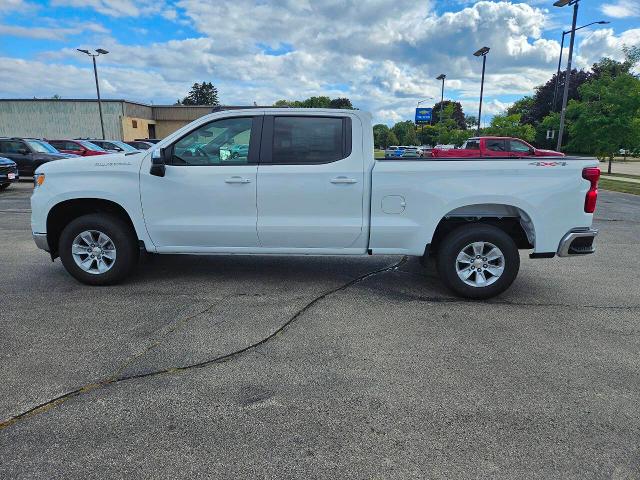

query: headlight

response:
[34,173,45,187]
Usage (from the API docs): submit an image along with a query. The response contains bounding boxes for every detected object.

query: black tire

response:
[436,224,520,300]
[59,213,139,285]
[0,183,9,191]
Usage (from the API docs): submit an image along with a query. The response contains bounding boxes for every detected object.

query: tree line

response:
[374,45,640,165]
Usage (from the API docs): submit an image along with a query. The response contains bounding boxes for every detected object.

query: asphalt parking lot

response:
[1,181,639,478]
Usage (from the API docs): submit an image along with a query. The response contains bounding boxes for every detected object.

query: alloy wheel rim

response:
[455,241,505,287]
[71,230,117,275]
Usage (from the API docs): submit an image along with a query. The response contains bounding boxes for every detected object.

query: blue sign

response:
[415,107,432,124]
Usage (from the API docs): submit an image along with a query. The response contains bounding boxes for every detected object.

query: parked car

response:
[48,140,108,157]
[85,139,140,154]
[385,146,421,159]
[125,140,155,150]
[31,109,600,299]
[0,137,74,176]
[432,137,564,158]
[0,156,19,190]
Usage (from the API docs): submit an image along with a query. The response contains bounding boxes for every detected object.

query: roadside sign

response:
[415,108,432,124]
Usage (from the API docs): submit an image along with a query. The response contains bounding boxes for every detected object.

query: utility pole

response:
[555,0,579,151]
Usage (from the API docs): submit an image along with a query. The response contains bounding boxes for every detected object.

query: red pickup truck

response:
[431,137,564,158]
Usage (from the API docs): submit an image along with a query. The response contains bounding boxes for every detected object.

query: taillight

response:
[582,167,600,213]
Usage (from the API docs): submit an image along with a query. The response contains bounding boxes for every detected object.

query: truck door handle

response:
[331,176,358,184]
[225,176,252,184]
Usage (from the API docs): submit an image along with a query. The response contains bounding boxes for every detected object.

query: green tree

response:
[464,114,478,130]
[273,96,355,109]
[567,72,640,172]
[417,125,438,146]
[506,96,534,121]
[432,100,466,129]
[392,120,417,145]
[387,130,399,146]
[373,124,391,148]
[485,113,535,142]
[329,97,354,109]
[178,82,220,106]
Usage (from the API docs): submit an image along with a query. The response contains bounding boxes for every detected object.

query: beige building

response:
[0,99,214,141]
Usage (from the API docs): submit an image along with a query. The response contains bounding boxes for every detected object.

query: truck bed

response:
[368,156,599,256]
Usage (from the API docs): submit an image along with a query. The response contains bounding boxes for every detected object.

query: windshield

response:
[112,141,139,153]
[35,140,61,153]
[25,140,54,154]
[78,140,106,151]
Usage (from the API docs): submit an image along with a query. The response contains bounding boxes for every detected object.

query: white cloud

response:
[0,0,37,12]
[2,1,639,124]
[574,28,640,70]
[50,0,167,17]
[0,22,107,40]
[601,0,640,19]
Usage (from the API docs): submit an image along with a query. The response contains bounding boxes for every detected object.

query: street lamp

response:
[554,0,580,151]
[552,20,610,112]
[77,48,109,139]
[436,74,446,124]
[473,47,490,135]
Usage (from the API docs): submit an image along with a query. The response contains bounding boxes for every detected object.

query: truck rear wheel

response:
[59,214,139,285]
[436,224,520,299]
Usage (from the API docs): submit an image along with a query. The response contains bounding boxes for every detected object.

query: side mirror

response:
[18,148,29,155]
[150,148,167,177]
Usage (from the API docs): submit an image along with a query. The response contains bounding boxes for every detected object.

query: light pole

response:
[77,48,109,139]
[554,0,579,151]
[436,74,446,125]
[552,20,609,112]
[473,47,490,135]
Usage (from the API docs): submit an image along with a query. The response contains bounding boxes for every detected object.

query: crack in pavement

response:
[0,256,407,431]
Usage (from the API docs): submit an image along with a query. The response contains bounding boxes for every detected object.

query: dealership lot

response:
[1,182,639,478]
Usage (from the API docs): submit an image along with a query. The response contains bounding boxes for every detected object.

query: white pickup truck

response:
[31,108,600,299]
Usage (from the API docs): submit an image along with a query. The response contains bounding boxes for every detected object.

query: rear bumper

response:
[557,228,598,257]
[33,233,49,252]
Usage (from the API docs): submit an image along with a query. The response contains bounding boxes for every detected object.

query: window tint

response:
[464,140,480,150]
[510,140,532,153]
[272,116,346,164]
[172,117,253,166]
[0,140,26,154]
[486,139,506,152]
[64,141,83,151]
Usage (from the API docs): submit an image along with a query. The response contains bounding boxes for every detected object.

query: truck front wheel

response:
[59,214,139,285]
[436,224,520,299]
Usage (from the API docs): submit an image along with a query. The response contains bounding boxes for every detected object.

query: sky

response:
[0,0,638,125]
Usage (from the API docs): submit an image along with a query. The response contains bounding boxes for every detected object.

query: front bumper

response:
[557,228,598,257]
[33,233,50,252]
[0,167,18,184]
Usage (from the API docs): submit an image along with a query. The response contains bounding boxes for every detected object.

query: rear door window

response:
[485,139,507,152]
[464,140,480,150]
[270,116,350,164]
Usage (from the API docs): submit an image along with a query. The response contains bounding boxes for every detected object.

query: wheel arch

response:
[46,198,142,258]
[426,203,535,256]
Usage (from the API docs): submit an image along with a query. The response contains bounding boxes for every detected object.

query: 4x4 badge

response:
[529,161,567,167]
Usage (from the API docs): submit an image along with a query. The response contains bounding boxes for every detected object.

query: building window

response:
[132,120,138,128]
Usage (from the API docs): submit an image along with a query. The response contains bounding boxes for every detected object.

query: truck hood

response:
[35,151,145,175]
[0,156,16,166]
[535,148,565,157]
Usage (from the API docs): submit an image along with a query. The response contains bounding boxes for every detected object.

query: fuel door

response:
[381,195,406,214]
